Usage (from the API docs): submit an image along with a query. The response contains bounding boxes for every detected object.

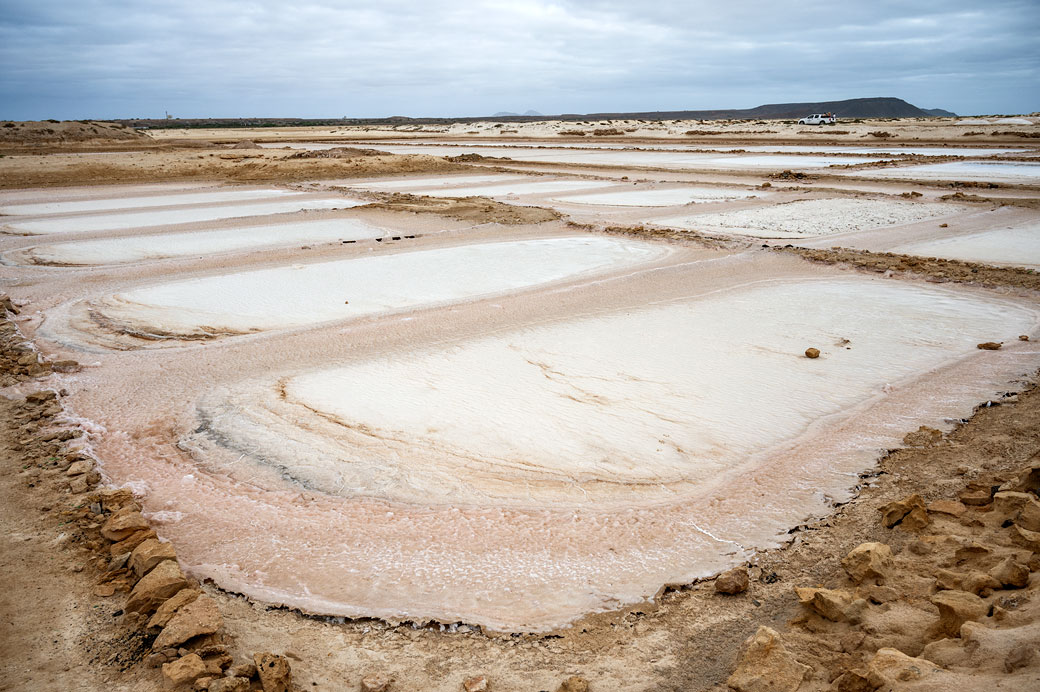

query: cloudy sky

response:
[1,1,1038,120]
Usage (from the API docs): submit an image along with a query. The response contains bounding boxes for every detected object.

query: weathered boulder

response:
[360,672,391,691]
[795,587,853,622]
[253,653,293,692]
[902,426,942,447]
[66,459,92,476]
[866,648,944,684]
[716,566,750,594]
[841,543,892,585]
[804,348,820,359]
[958,486,994,506]
[109,528,157,556]
[926,500,967,517]
[101,506,151,541]
[153,596,223,650]
[227,663,257,679]
[126,560,189,614]
[991,491,1040,532]
[990,556,1030,589]
[162,654,207,688]
[930,590,987,637]
[1009,524,1040,550]
[879,495,928,529]
[726,626,811,692]
[131,538,177,576]
[148,589,202,629]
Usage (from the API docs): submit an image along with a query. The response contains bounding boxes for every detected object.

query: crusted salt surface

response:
[412,179,617,197]
[21,219,388,266]
[4,198,359,235]
[553,187,758,207]
[173,277,1038,630]
[85,237,669,339]
[843,161,1040,183]
[0,188,303,216]
[656,198,951,238]
[891,225,1040,269]
[354,174,530,190]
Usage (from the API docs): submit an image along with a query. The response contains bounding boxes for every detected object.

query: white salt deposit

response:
[175,277,1038,630]
[842,161,1040,183]
[0,188,303,216]
[4,198,360,235]
[891,225,1040,269]
[656,198,949,238]
[355,174,529,190]
[22,219,388,266]
[993,117,1033,125]
[87,237,669,339]
[413,179,618,197]
[553,187,758,207]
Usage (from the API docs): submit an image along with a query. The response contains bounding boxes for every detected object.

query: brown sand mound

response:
[0,150,465,188]
[365,192,562,225]
[288,147,386,159]
[230,140,260,149]
[0,120,147,145]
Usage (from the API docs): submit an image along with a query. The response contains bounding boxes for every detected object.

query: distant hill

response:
[574,97,955,121]
[922,108,958,117]
[493,110,544,117]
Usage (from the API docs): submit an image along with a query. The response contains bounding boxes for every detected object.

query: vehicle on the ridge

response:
[798,113,837,125]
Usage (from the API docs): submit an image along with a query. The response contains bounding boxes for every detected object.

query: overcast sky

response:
[1,1,1038,120]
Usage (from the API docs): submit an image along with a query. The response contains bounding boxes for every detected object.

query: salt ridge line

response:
[0,188,305,216]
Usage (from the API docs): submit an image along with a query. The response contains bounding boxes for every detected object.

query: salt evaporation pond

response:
[0,188,303,216]
[356,174,529,190]
[657,198,950,238]
[842,161,1040,183]
[4,198,359,235]
[413,179,617,197]
[553,187,758,207]
[20,219,389,266]
[82,237,669,341]
[891,225,1040,269]
[167,277,1038,630]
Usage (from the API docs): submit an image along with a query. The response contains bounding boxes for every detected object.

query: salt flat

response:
[412,179,618,197]
[553,187,759,207]
[656,198,952,238]
[17,219,388,266]
[890,224,1040,269]
[840,161,1040,183]
[3,198,360,235]
[81,236,669,341]
[0,188,303,216]
[355,174,530,190]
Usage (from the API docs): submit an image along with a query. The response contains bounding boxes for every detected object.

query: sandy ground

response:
[2,118,1040,692]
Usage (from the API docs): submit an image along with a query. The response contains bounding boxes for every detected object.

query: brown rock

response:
[1009,524,1040,550]
[899,506,931,531]
[462,675,489,692]
[991,491,1040,531]
[163,654,208,688]
[126,560,189,614]
[1020,334,1031,342]
[131,538,178,576]
[360,672,391,692]
[97,487,137,512]
[867,648,943,683]
[69,476,89,494]
[902,426,942,447]
[829,669,875,692]
[101,506,151,541]
[976,341,1002,350]
[153,596,223,650]
[926,499,967,517]
[555,676,588,692]
[109,528,157,555]
[228,663,257,679]
[149,589,202,629]
[958,487,993,506]
[716,566,750,594]
[253,653,293,692]
[66,459,92,476]
[959,571,1001,596]
[930,590,987,637]
[804,347,820,359]
[209,678,250,692]
[879,494,926,528]
[796,587,853,622]
[192,678,214,692]
[727,626,811,692]
[990,556,1029,589]
[841,543,892,585]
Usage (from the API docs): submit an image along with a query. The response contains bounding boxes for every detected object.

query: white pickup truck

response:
[798,113,837,125]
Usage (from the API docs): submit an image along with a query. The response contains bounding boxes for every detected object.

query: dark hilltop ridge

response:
[116,97,955,129]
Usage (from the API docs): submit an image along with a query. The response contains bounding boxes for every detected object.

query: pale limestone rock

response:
[795,586,853,622]
[126,560,189,614]
[153,596,223,650]
[930,590,987,637]
[726,626,811,692]
[841,543,893,585]
[131,538,177,576]
[101,506,151,541]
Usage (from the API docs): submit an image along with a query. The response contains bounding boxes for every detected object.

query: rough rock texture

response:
[148,589,202,629]
[162,654,208,688]
[930,590,988,637]
[208,678,250,692]
[804,348,821,359]
[716,566,750,594]
[253,652,293,692]
[100,506,150,541]
[462,674,489,691]
[130,538,178,577]
[555,677,589,692]
[795,587,854,622]
[126,559,189,614]
[360,672,392,691]
[726,626,811,692]
[153,596,223,650]
[841,543,893,585]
